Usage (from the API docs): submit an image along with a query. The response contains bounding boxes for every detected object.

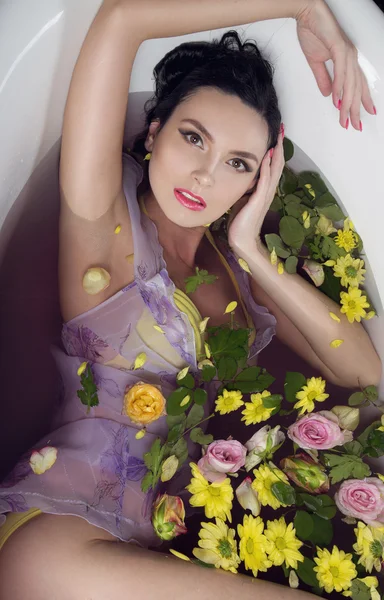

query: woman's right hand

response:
[296,0,376,131]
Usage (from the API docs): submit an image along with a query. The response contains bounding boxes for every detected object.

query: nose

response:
[192,168,214,188]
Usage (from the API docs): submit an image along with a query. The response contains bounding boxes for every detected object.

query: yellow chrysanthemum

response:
[353,521,384,573]
[340,287,370,323]
[314,546,357,594]
[192,518,240,573]
[241,390,274,425]
[264,517,304,569]
[186,463,233,522]
[335,229,357,252]
[294,376,329,416]
[333,254,366,288]
[237,515,272,577]
[215,389,244,415]
[252,464,290,510]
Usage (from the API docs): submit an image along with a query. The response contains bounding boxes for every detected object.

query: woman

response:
[0,0,381,597]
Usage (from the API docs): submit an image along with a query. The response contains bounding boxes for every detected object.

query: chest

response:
[164,237,249,329]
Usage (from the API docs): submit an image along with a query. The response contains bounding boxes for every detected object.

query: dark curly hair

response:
[131,29,281,191]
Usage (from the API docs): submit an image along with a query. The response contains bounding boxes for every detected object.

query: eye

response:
[228,158,251,173]
[180,130,203,147]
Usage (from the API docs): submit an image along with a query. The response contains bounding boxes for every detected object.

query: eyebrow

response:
[180,118,259,164]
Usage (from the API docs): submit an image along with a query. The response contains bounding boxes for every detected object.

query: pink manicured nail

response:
[345,118,349,130]
[337,99,342,110]
[373,105,377,115]
[269,148,274,158]
[359,120,363,132]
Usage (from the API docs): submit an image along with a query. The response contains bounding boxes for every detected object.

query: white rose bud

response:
[245,425,285,471]
[235,477,261,517]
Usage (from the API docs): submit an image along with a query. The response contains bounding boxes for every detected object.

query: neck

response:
[142,190,207,269]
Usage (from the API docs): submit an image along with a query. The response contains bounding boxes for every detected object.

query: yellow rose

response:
[123,382,166,425]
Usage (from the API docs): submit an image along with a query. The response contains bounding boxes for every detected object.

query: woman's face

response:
[145,86,270,228]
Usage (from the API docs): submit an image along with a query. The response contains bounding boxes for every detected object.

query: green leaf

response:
[294,510,314,541]
[265,233,291,258]
[364,385,379,402]
[185,267,218,294]
[269,195,283,212]
[318,204,344,221]
[358,421,381,448]
[280,168,298,194]
[367,429,384,457]
[167,423,185,443]
[217,356,238,381]
[285,255,298,274]
[320,236,346,260]
[298,494,337,519]
[271,482,296,506]
[201,364,217,383]
[284,194,302,204]
[190,427,214,445]
[235,366,261,381]
[323,454,371,484]
[141,471,153,493]
[284,372,306,403]
[318,265,342,303]
[316,191,338,207]
[176,373,195,389]
[172,437,188,469]
[262,394,283,409]
[255,371,275,390]
[299,171,327,194]
[166,414,187,429]
[348,392,366,406]
[279,216,305,249]
[194,388,207,406]
[297,557,318,588]
[285,202,305,219]
[186,404,205,429]
[143,452,153,470]
[350,579,371,600]
[77,364,99,411]
[343,441,363,457]
[283,137,294,161]
[309,513,333,545]
[166,387,193,415]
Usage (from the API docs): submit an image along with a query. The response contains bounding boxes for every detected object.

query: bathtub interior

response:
[0,1,383,479]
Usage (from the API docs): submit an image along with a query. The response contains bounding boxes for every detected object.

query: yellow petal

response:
[114,224,122,234]
[125,254,134,264]
[135,429,146,440]
[177,366,190,381]
[344,218,354,231]
[224,301,238,314]
[77,361,88,376]
[144,153,152,160]
[304,215,311,229]
[133,352,147,370]
[302,211,308,221]
[82,267,111,295]
[199,317,210,333]
[277,262,284,275]
[180,394,191,407]
[153,325,165,333]
[204,343,211,359]
[365,311,376,320]
[170,549,191,562]
[204,223,212,228]
[329,312,341,323]
[330,339,344,348]
[30,446,58,475]
[198,359,214,370]
[323,260,336,267]
[238,258,251,274]
[270,247,277,266]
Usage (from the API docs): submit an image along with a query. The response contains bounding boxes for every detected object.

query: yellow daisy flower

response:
[335,229,357,252]
[237,515,272,577]
[192,518,240,573]
[340,287,370,323]
[264,517,304,569]
[215,389,244,415]
[353,521,384,573]
[186,463,233,522]
[294,376,329,416]
[241,390,274,425]
[252,464,290,510]
[314,546,357,594]
[333,254,366,288]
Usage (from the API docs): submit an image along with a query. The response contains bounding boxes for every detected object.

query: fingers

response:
[339,52,356,129]
[308,60,333,97]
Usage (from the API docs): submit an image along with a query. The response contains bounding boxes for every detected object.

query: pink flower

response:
[287,411,352,450]
[335,478,384,527]
[198,439,246,483]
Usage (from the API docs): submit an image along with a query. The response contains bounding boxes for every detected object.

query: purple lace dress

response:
[0,154,276,547]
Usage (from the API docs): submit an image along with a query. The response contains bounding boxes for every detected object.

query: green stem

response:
[174,413,215,445]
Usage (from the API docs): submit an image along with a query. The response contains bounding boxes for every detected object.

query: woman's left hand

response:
[228,128,285,253]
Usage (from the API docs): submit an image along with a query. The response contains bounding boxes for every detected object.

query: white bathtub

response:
[0,0,383,475]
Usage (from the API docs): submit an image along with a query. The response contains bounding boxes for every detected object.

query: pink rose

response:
[287,410,352,450]
[335,478,384,527]
[198,440,246,483]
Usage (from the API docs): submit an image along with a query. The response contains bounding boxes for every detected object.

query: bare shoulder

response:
[59,188,135,322]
